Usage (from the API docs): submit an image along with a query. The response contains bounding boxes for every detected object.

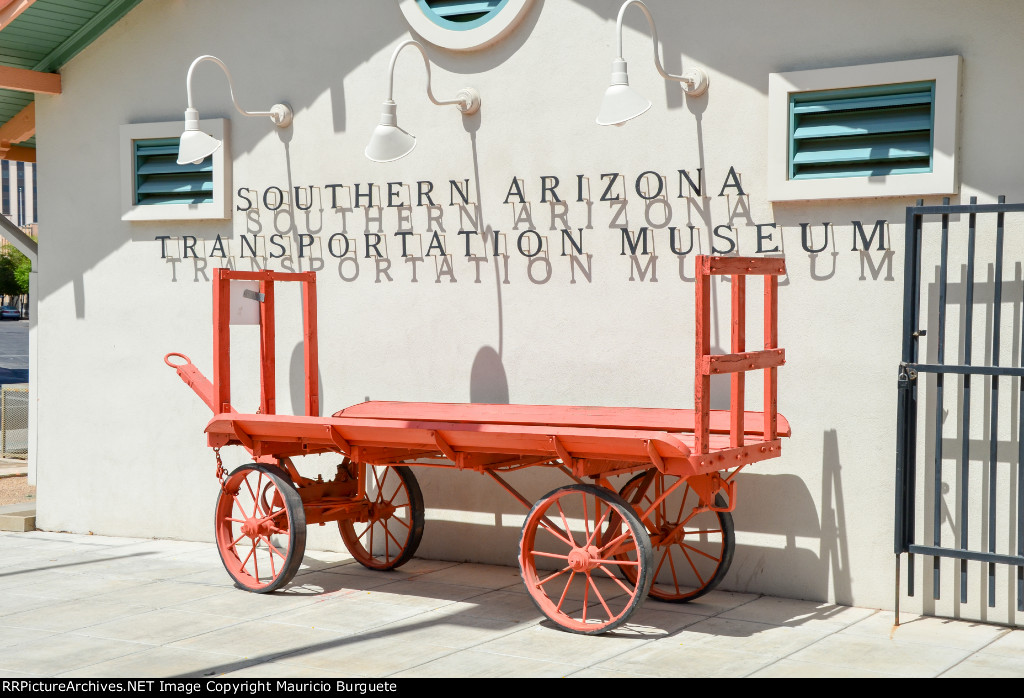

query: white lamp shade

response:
[365,100,417,162]
[597,84,652,126]
[365,124,416,162]
[177,129,222,165]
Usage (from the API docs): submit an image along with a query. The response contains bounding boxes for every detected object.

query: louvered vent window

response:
[789,81,935,180]
[418,0,508,29]
[134,137,213,205]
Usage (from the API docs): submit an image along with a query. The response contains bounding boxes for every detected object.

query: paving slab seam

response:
[933,628,1012,678]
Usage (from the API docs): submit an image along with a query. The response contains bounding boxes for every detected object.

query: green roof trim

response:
[0,0,146,153]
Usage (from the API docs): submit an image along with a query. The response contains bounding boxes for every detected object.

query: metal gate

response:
[895,197,1024,621]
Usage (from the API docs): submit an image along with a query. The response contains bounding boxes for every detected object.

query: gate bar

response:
[932,197,950,599]
[960,196,978,604]
[987,195,1006,607]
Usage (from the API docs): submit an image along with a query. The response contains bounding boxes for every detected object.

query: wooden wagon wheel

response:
[518,484,653,634]
[339,464,425,570]
[617,471,735,602]
[214,463,306,593]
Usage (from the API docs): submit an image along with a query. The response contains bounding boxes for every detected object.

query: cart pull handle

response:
[164,352,192,369]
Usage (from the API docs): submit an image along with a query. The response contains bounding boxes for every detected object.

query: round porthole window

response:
[399,0,534,51]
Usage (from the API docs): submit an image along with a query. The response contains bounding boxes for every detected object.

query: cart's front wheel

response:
[618,471,735,602]
[339,464,424,570]
[214,463,306,593]
[519,484,653,634]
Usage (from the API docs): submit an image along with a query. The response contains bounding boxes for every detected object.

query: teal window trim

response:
[133,137,213,206]
[788,81,935,181]
[416,0,510,31]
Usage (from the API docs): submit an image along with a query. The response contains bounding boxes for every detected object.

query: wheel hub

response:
[241,517,273,539]
[567,545,601,572]
[368,502,397,522]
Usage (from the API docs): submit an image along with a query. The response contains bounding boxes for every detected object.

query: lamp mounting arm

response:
[614,0,708,97]
[185,55,293,127]
[385,40,481,115]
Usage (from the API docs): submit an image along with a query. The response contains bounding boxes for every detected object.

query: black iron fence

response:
[895,197,1024,619]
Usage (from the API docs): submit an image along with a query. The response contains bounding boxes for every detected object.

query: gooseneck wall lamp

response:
[177,55,294,165]
[365,40,481,163]
[597,0,709,126]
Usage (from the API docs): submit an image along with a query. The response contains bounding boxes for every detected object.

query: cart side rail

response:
[694,256,786,455]
[212,268,320,418]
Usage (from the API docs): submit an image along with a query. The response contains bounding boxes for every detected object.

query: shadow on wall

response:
[290,341,325,416]
[470,345,509,404]
[728,429,851,604]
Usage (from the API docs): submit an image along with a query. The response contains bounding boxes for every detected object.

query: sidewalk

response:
[0,530,1021,678]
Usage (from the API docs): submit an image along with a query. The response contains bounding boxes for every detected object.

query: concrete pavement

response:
[0,529,1021,678]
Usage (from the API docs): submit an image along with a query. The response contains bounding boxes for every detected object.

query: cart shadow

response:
[169,568,859,679]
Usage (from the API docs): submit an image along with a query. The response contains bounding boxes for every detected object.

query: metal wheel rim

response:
[339,465,419,570]
[214,465,299,591]
[519,485,652,634]
[618,473,732,602]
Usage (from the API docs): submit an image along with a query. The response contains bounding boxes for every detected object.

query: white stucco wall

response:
[31,0,1024,623]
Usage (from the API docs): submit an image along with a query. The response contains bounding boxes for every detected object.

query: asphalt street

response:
[0,316,27,385]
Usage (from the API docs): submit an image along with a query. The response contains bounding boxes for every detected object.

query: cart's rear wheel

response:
[519,484,653,634]
[214,463,306,593]
[339,464,424,570]
[617,471,735,602]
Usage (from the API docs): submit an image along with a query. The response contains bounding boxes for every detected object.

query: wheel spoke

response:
[582,577,589,622]
[370,467,384,500]
[555,570,576,613]
[531,550,571,560]
[680,541,722,562]
[243,479,258,516]
[267,538,287,559]
[598,564,636,595]
[582,492,591,544]
[229,532,246,550]
[384,522,405,552]
[538,518,575,548]
[253,541,259,581]
[254,508,286,527]
[587,574,614,619]
[598,527,632,556]
[588,506,612,548]
[354,523,370,543]
[384,486,405,507]
[681,545,706,586]
[678,483,691,522]
[537,564,572,588]
[253,474,264,518]
[593,557,640,566]
[555,501,577,548]
[653,546,670,581]
[239,541,256,575]
[666,546,681,592]
[265,537,277,578]
[383,520,391,561]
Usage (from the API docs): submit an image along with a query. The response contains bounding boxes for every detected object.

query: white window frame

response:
[767,55,962,202]
[398,0,534,52]
[120,119,230,221]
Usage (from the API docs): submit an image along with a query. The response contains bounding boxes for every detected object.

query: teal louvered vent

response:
[134,137,213,205]
[417,0,509,30]
[789,81,935,180]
